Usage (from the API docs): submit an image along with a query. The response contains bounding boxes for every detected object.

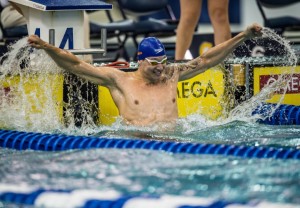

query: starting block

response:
[10,0,112,54]
[0,0,113,128]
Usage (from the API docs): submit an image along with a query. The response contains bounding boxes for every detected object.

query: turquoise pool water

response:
[1,120,300,206]
[0,28,299,207]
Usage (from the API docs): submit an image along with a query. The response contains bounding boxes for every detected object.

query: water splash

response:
[226,27,297,123]
[0,38,62,132]
[0,38,97,134]
[0,27,298,137]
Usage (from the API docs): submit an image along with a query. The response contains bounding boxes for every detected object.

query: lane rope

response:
[0,129,299,159]
[0,184,298,208]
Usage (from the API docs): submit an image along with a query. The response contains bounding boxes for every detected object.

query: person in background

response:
[28,23,262,127]
[0,0,92,62]
[0,0,27,38]
[175,0,231,60]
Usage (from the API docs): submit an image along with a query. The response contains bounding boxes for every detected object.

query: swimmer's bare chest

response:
[112,78,179,124]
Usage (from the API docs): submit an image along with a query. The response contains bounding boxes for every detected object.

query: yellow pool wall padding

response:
[0,74,64,124]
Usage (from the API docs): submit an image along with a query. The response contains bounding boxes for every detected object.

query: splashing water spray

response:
[0,27,297,136]
[0,38,98,134]
[175,27,298,135]
[0,39,61,132]
[227,27,297,123]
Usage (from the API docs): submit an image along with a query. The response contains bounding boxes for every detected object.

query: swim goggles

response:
[145,57,167,66]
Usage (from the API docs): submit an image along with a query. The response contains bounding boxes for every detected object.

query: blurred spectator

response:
[175,0,231,60]
[0,0,27,38]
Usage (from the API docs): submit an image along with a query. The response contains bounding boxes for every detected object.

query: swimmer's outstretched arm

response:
[178,23,262,81]
[27,35,118,86]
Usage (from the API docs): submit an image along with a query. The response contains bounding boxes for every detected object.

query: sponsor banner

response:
[259,74,300,94]
[177,69,225,119]
[253,66,300,105]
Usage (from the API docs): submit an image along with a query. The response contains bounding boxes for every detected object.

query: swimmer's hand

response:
[28,35,49,50]
[244,23,263,39]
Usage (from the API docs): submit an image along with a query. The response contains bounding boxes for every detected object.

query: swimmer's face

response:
[142,56,167,78]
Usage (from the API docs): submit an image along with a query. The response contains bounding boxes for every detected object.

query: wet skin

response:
[27,23,263,126]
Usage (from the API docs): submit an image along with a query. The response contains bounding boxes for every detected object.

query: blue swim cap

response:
[137,37,166,60]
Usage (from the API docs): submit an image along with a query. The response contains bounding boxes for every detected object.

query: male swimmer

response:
[28,23,262,126]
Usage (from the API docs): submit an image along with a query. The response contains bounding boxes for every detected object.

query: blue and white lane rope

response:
[0,184,298,208]
[0,129,300,159]
[253,103,300,125]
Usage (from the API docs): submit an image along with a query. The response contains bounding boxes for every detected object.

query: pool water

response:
[1,120,300,206]
[95,119,300,148]
[0,28,300,207]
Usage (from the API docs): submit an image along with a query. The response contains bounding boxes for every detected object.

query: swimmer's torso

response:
[108,69,179,126]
